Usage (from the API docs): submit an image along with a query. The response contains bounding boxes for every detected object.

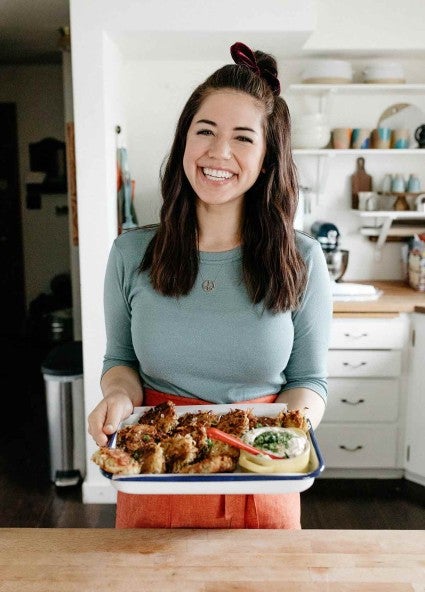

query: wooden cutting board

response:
[1,528,425,590]
[351,156,372,209]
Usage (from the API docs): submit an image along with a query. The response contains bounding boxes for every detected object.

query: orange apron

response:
[115,389,301,529]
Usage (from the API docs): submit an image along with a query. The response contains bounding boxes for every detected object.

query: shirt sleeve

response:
[102,240,139,377]
[280,240,332,403]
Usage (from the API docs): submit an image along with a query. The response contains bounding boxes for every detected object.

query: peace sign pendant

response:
[202,279,216,293]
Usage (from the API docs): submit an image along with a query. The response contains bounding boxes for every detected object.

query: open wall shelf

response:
[355,210,425,249]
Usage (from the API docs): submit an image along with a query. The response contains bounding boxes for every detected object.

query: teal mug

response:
[351,128,371,149]
[391,129,409,149]
[371,127,391,149]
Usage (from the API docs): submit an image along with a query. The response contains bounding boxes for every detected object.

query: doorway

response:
[0,103,26,343]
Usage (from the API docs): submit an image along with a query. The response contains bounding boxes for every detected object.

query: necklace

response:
[198,265,224,293]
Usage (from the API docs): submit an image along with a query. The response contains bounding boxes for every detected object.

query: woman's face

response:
[183,90,266,209]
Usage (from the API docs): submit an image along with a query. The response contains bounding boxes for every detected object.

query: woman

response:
[88,42,332,529]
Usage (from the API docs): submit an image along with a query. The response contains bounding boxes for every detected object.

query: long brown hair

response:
[140,50,307,312]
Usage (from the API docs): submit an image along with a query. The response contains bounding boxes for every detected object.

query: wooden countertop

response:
[333,280,425,315]
[1,528,424,591]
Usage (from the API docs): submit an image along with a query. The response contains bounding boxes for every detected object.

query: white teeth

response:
[203,167,234,180]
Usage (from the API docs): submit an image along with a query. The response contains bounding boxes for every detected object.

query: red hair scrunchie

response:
[230,41,281,96]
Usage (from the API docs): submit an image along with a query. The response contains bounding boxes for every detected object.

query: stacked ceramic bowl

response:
[362,61,405,84]
[301,59,353,84]
[291,113,331,149]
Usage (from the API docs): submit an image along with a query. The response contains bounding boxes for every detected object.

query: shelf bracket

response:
[376,216,394,250]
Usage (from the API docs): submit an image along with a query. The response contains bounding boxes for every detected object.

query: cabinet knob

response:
[341,398,365,405]
[339,445,363,452]
[342,362,367,369]
[343,333,368,339]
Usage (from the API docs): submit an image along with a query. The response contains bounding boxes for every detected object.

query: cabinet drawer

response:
[316,424,398,468]
[326,378,399,422]
[328,350,401,377]
[330,318,406,349]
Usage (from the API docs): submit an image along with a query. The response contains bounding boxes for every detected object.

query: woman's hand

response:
[88,393,134,446]
[88,365,144,446]
[276,387,325,430]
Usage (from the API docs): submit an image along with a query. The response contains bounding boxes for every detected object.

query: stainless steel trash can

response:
[41,341,86,486]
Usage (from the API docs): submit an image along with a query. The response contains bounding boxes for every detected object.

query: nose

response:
[208,136,231,160]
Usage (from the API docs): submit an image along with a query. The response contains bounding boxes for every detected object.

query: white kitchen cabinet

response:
[325,378,399,423]
[328,349,402,377]
[318,424,399,469]
[404,311,425,486]
[317,314,409,477]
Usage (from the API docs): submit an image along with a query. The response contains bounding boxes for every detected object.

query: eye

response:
[236,135,254,143]
[196,129,214,136]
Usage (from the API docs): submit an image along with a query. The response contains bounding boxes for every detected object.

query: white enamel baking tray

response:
[99,403,325,495]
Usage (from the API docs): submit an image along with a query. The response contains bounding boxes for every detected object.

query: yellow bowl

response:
[238,427,310,474]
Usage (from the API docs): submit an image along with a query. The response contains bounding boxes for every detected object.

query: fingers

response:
[88,396,133,446]
[87,399,110,446]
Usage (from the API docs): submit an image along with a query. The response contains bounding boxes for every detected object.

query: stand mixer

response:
[310,220,382,301]
[310,221,349,282]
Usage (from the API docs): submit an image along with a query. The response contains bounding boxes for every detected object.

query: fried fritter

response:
[178,454,237,474]
[116,424,159,452]
[216,408,250,437]
[177,410,218,429]
[209,439,240,459]
[138,400,178,433]
[172,425,209,452]
[250,415,280,429]
[280,409,309,432]
[161,433,198,472]
[91,447,141,475]
[137,442,166,474]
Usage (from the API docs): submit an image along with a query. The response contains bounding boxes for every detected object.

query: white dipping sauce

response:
[243,427,307,458]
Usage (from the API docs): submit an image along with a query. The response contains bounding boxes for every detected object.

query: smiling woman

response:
[183,90,266,218]
[87,41,332,530]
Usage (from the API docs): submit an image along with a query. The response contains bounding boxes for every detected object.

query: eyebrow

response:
[195,119,258,134]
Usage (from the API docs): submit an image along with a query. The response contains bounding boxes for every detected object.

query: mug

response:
[332,128,352,149]
[371,127,391,149]
[406,174,421,192]
[392,174,406,193]
[414,124,425,148]
[415,194,425,212]
[351,128,371,149]
[380,173,393,193]
[358,191,378,211]
[391,128,410,149]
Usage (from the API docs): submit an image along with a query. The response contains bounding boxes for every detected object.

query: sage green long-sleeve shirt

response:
[102,226,332,404]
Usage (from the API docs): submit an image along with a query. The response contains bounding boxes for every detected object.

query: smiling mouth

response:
[202,167,235,181]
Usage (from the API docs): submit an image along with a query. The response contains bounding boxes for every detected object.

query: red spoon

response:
[207,427,282,460]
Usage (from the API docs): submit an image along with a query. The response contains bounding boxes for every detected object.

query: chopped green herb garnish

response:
[253,430,294,453]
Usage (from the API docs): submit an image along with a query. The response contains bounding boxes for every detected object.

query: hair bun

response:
[254,50,280,95]
[254,51,278,77]
[230,42,281,96]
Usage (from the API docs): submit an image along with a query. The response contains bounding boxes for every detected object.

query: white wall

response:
[305,0,425,53]
[0,65,69,308]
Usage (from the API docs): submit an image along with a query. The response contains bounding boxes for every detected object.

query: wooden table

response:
[0,528,424,591]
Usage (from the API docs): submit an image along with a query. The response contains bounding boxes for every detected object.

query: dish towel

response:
[115,388,301,529]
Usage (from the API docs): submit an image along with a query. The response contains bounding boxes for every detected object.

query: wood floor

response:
[1,338,424,529]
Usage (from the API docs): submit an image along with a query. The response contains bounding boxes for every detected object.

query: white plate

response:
[99,403,325,495]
